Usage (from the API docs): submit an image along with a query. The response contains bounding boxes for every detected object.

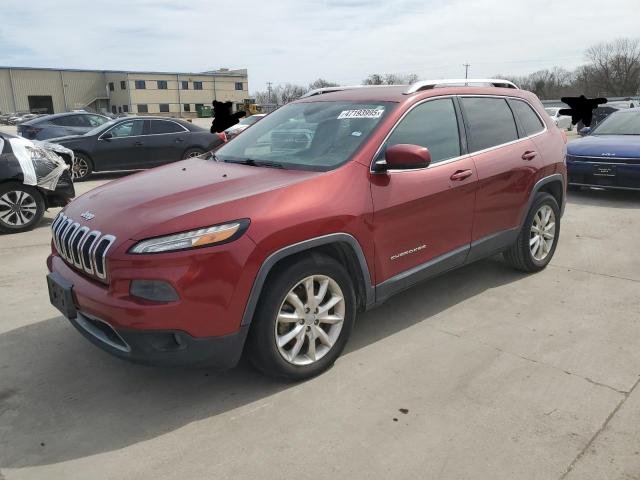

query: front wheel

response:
[182,148,205,159]
[247,254,356,380]
[0,182,45,234]
[503,192,560,272]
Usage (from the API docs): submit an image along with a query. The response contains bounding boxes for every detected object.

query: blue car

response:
[567,107,640,190]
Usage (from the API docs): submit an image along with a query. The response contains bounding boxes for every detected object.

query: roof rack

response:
[300,84,402,98]
[404,78,519,94]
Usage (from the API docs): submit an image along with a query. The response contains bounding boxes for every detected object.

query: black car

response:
[50,116,224,180]
[0,134,75,233]
[18,112,110,140]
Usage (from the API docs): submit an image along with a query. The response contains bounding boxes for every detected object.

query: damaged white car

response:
[0,134,75,233]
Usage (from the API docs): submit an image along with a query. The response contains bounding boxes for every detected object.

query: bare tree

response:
[363,73,419,85]
[585,38,640,96]
[308,78,339,90]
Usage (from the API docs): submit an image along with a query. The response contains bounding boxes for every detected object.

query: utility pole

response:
[463,64,470,79]
[267,81,273,104]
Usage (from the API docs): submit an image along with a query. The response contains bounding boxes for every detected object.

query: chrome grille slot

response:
[51,213,117,282]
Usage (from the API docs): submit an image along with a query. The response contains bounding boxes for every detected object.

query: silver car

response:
[545,107,572,130]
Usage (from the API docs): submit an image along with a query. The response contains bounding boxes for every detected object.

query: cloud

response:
[0,0,638,93]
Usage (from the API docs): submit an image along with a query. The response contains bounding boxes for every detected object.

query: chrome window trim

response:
[98,119,189,140]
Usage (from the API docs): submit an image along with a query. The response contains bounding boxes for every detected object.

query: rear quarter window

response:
[510,99,545,136]
[461,97,518,152]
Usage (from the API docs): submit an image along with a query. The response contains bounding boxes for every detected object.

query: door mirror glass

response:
[385,144,432,170]
[579,126,591,136]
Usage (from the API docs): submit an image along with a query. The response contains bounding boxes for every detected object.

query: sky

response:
[1,0,639,94]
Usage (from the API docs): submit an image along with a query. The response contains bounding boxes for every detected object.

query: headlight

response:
[129,219,249,254]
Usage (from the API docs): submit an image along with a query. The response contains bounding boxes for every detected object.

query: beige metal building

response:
[0,67,249,117]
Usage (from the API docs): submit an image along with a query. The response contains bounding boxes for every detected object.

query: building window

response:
[157,80,168,89]
[111,105,117,114]
[159,104,170,113]
[195,103,204,113]
[123,105,129,113]
[194,81,203,90]
[183,103,191,112]
[108,82,115,91]
[235,82,243,91]
[138,104,148,113]
[118,106,122,113]
[135,80,146,89]
[120,80,126,90]
[181,81,189,90]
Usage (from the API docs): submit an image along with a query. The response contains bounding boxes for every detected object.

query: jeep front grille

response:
[51,213,116,281]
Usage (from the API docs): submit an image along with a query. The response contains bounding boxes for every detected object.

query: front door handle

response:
[134,141,143,146]
[522,150,537,161]
[450,169,473,181]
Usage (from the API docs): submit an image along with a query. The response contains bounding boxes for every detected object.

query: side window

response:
[461,97,518,152]
[510,100,545,137]
[150,120,186,134]
[107,120,144,138]
[87,115,108,127]
[52,115,80,127]
[75,115,93,127]
[381,98,461,164]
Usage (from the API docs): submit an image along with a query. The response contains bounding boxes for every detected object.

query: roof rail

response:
[404,78,519,94]
[301,84,402,98]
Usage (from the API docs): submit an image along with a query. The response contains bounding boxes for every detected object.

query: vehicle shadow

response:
[567,187,640,209]
[0,257,524,468]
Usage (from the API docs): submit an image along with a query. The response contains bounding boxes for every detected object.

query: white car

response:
[224,114,266,139]
[545,107,572,130]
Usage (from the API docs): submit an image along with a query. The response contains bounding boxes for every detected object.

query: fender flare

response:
[520,173,565,226]
[240,233,374,326]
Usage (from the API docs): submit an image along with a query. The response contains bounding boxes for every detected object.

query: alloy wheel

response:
[530,204,556,261]
[0,190,38,226]
[72,157,89,179]
[275,275,345,366]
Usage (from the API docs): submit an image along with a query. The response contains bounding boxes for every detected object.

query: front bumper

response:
[567,157,640,190]
[69,310,248,368]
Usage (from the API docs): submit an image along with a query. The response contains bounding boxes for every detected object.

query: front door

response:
[93,119,147,170]
[370,97,477,297]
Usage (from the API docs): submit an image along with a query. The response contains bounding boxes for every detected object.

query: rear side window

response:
[52,115,82,127]
[381,98,461,164]
[510,100,545,136]
[461,97,518,152]
[150,120,186,134]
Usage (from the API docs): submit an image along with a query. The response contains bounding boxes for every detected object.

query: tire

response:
[247,253,356,380]
[503,192,560,272]
[72,152,93,181]
[0,182,46,234]
[182,148,205,159]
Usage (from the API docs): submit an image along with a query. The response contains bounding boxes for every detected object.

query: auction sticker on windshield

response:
[337,108,384,119]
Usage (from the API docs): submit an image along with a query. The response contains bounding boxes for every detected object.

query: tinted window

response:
[122,105,129,112]
[150,120,185,134]
[181,81,189,90]
[235,82,243,91]
[461,97,518,152]
[183,103,191,112]
[87,115,107,127]
[108,82,114,91]
[108,120,144,138]
[52,115,83,127]
[381,98,460,164]
[511,100,544,136]
[157,80,168,89]
[159,104,170,113]
[120,81,126,90]
[137,104,148,113]
[194,81,203,90]
[135,80,146,89]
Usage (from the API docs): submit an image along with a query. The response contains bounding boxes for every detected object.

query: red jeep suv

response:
[47,79,567,379]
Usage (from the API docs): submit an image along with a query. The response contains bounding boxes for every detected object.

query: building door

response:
[28,96,54,114]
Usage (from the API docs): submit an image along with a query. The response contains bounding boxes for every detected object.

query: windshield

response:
[215,101,394,171]
[85,119,116,136]
[241,115,263,126]
[593,111,640,135]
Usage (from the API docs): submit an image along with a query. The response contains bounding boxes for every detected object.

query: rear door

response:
[145,119,190,166]
[93,119,147,170]
[370,97,477,293]
[51,114,87,136]
[460,96,543,252]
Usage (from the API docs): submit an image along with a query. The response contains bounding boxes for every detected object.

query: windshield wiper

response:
[223,158,284,168]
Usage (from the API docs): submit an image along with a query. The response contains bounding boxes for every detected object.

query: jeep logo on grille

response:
[81,211,95,220]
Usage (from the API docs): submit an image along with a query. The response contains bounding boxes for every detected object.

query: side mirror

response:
[101,132,113,140]
[579,127,591,136]
[384,144,431,170]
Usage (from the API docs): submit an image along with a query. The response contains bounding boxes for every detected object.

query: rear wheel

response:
[182,148,205,159]
[503,192,560,272]
[72,152,93,181]
[0,182,45,234]
[247,254,356,380]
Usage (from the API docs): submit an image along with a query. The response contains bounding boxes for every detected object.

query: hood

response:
[567,135,640,159]
[62,158,321,241]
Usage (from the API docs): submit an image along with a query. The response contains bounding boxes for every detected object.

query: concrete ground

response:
[1,140,640,480]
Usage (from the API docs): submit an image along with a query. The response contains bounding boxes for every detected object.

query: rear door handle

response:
[522,150,537,161]
[134,141,143,146]
[450,169,473,181]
